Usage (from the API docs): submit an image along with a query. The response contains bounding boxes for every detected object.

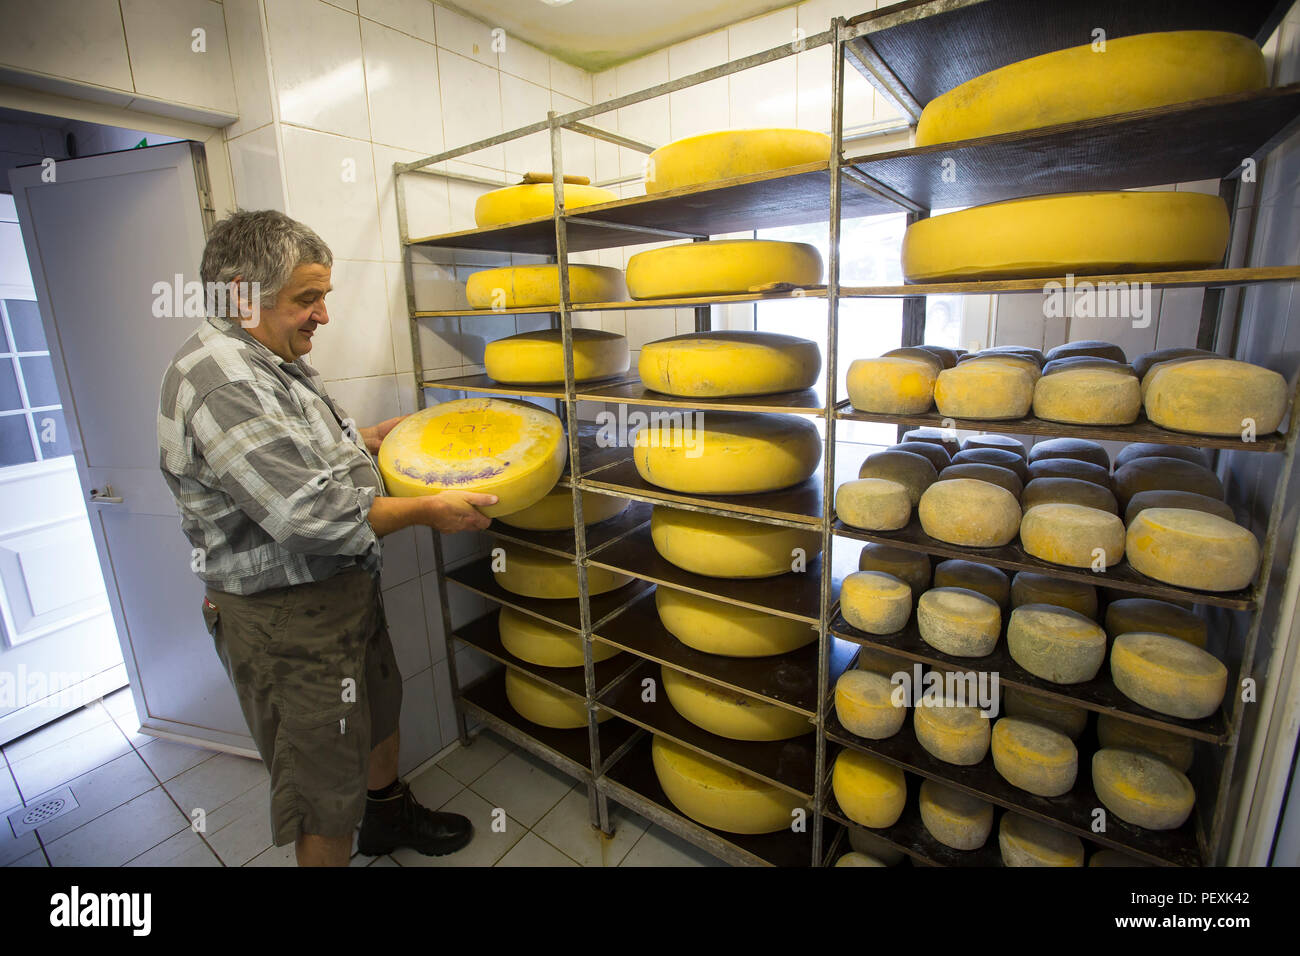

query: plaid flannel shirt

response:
[157,314,386,595]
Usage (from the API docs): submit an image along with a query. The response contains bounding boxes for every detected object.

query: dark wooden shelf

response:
[487,500,651,560]
[575,380,826,417]
[414,287,829,318]
[420,370,637,399]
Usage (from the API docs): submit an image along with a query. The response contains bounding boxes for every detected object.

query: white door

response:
[9,142,254,755]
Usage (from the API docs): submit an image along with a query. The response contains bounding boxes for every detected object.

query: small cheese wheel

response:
[848,824,906,865]
[1026,457,1111,490]
[1033,365,1141,425]
[1126,508,1259,592]
[940,462,1023,499]
[1110,632,1228,719]
[505,669,610,729]
[1092,749,1196,831]
[978,345,1045,365]
[1019,503,1125,569]
[625,239,822,299]
[1041,356,1131,377]
[914,699,992,765]
[1096,713,1195,772]
[960,353,1042,384]
[633,412,821,494]
[835,851,887,866]
[474,182,617,226]
[951,448,1028,482]
[840,571,913,635]
[1089,849,1150,867]
[858,450,940,505]
[858,543,932,595]
[919,345,959,368]
[655,587,817,657]
[963,434,1028,459]
[1123,489,1233,527]
[465,264,625,309]
[1011,572,1098,619]
[1113,457,1224,511]
[1046,341,1128,364]
[847,356,937,414]
[903,428,960,458]
[891,441,952,472]
[661,666,810,741]
[836,478,912,531]
[651,735,802,834]
[919,778,994,851]
[917,587,1001,657]
[494,545,632,598]
[933,560,1010,608]
[1022,477,1118,515]
[832,750,906,829]
[650,506,819,579]
[498,606,621,668]
[1104,598,1207,649]
[991,717,1078,796]
[378,398,565,517]
[834,670,907,740]
[639,331,820,397]
[1144,357,1288,436]
[999,813,1085,867]
[484,328,629,384]
[1027,437,1109,470]
[644,128,832,193]
[1007,604,1107,684]
[884,346,945,371]
[496,487,629,531]
[1114,442,1209,470]
[1003,687,1088,740]
[918,478,1022,547]
[934,362,1035,419]
[856,646,911,679]
[1133,347,1216,380]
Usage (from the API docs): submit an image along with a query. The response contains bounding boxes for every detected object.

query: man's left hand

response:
[360,415,408,454]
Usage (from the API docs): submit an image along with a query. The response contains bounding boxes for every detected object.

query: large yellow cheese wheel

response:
[858,450,939,505]
[1124,489,1234,528]
[484,328,629,384]
[495,486,629,531]
[1092,748,1195,831]
[914,700,991,765]
[836,478,912,531]
[498,606,621,668]
[1019,503,1125,569]
[933,559,1010,608]
[847,357,937,414]
[991,717,1078,796]
[902,191,1229,281]
[625,240,822,299]
[831,749,906,829]
[1104,598,1207,649]
[1110,632,1228,719]
[917,587,1001,657]
[654,586,817,657]
[633,412,821,494]
[1011,571,1098,619]
[644,128,832,193]
[1143,358,1289,436]
[918,478,1022,547]
[1126,508,1259,592]
[834,670,907,740]
[651,735,802,834]
[1033,366,1141,425]
[494,545,632,598]
[505,668,610,729]
[465,264,626,309]
[661,666,810,741]
[919,778,994,851]
[639,331,820,397]
[378,398,564,515]
[474,182,618,226]
[999,813,1084,867]
[840,571,913,635]
[1096,713,1195,772]
[1022,477,1118,515]
[858,543,932,595]
[934,362,1035,419]
[1113,457,1224,511]
[1003,687,1088,740]
[1007,604,1107,684]
[649,506,819,579]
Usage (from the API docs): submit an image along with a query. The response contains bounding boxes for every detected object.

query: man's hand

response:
[424,491,498,533]
[360,415,408,454]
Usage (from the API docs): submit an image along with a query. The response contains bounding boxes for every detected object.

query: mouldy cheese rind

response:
[858,450,939,505]
[932,559,1010,608]
[1104,598,1207,649]
[638,331,821,397]
[913,699,992,766]
[858,543,932,596]
[999,812,1085,867]
[840,571,914,635]
[1026,437,1109,470]
[991,717,1079,797]
[834,670,907,740]
[1110,632,1228,719]
[919,778,994,851]
[933,361,1035,419]
[1092,748,1196,831]
[1143,357,1288,437]
[918,478,1022,547]
[917,587,1002,657]
[1125,508,1260,592]
[1007,604,1107,684]
[1011,571,1098,619]
[835,478,912,531]
[1019,502,1125,569]
[1003,687,1088,740]
[1096,713,1195,773]
[847,356,937,414]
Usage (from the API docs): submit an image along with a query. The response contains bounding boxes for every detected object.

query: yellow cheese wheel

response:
[960,354,1042,386]
[1027,437,1110,470]
[1033,366,1141,425]
[836,479,912,531]
[1126,508,1259,592]
[1113,457,1223,511]
[494,545,632,599]
[919,778,994,851]
[378,398,564,515]
[1011,572,1098,619]
[498,606,621,668]
[858,450,939,506]
[917,587,1001,657]
[1007,604,1107,684]
[654,586,817,657]
[902,191,1229,282]
[1022,477,1118,515]
[858,543,932,596]
[892,441,953,472]
[835,851,887,866]
[918,478,1022,547]
[934,362,1035,419]
[649,506,819,579]
[474,182,618,226]
[1020,503,1125,569]
[639,331,820,397]
[834,670,907,740]
[1104,598,1207,649]
[661,666,810,741]
[940,462,1022,499]
[831,750,906,829]
[484,328,629,384]
[644,128,832,193]
[633,412,821,494]
[847,357,937,414]
[1092,748,1195,831]
[625,240,823,299]
[1096,714,1195,772]
[1144,357,1289,436]
[933,559,1010,608]
[914,700,991,766]
[1003,687,1088,740]
[465,264,626,309]
[1124,489,1234,527]
[999,813,1085,867]
[651,735,802,834]
[915,31,1266,146]
[505,668,609,729]
[840,571,913,635]
[1110,632,1228,719]
[495,487,629,531]
[991,717,1078,796]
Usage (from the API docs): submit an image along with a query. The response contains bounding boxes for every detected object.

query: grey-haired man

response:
[158,209,492,866]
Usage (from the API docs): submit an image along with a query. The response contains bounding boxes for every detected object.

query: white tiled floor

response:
[0,690,718,867]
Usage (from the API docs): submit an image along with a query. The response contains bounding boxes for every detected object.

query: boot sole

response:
[357,828,474,858]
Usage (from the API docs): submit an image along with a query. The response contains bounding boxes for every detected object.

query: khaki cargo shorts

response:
[201,567,403,846]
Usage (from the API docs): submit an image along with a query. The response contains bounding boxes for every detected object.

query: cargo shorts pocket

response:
[272,700,371,843]
[201,597,220,637]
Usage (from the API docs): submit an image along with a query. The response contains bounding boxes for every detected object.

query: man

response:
[158,209,493,866]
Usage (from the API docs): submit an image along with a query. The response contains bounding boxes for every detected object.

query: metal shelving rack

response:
[392,0,1300,866]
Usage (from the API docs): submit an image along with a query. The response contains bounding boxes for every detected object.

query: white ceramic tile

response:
[616,49,669,97]
[361,19,444,155]
[9,719,132,799]
[447,176,492,232]
[383,265,416,375]
[454,645,496,690]
[321,375,402,430]
[398,669,442,775]
[162,752,269,819]
[533,786,650,867]
[360,0,436,42]
[281,124,384,261]
[33,750,157,843]
[501,74,553,176]
[668,30,728,79]
[45,787,189,867]
[0,765,19,813]
[731,6,799,58]
[323,0,358,10]
[199,775,270,834]
[121,0,238,113]
[550,56,592,104]
[206,792,275,865]
[266,0,370,139]
[435,729,512,785]
[469,748,574,827]
[497,35,549,87]
[125,827,222,866]
[389,786,521,865]
[669,79,729,142]
[136,735,216,782]
[301,258,395,379]
[434,3,499,68]
[381,576,430,677]
[2,701,113,763]
[438,49,506,171]
[373,143,450,263]
[496,830,579,866]
[227,124,287,213]
[731,58,798,128]
[7,850,48,866]
[0,0,133,91]
[620,824,725,867]
[223,0,276,138]
[431,658,459,747]
[0,819,40,866]
[797,0,877,29]
[554,93,597,183]
[458,312,519,365]
[245,842,298,865]
[380,525,420,589]
[625,308,677,350]
[618,99,669,178]
[593,68,617,104]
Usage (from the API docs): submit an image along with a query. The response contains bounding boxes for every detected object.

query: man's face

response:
[245,263,332,362]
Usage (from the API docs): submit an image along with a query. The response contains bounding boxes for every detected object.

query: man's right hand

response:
[423,491,498,533]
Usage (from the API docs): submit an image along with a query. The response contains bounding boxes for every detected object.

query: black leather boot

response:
[356,780,473,857]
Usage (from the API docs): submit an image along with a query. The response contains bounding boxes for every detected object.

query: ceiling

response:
[442,0,801,72]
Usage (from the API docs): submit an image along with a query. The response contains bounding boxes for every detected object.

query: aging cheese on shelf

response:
[902,428,960,458]
[639,331,820,397]
[918,478,1022,547]
[649,506,820,579]
[834,670,907,740]
[858,543,933,596]
[902,191,1229,282]
[652,735,802,834]
[914,31,1266,146]
[505,669,609,729]
[891,441,952,472]
[633,411,821,494]
[378,398,565,516]
[835,852,887,867]
[847,356,938,414]
[484,328,629,384]
[1096,713,1195,773]
[1093,749,1196,831]
[1114,441,1209,470]
[661,666,810,741]
[832,749,907,829]
[959,352,1043,381]
[835,478,912,531]
[884,346,946,372]
[498,606,621,668]
[856,646,911,679]
[1032,365,1141,425]
[494,545,632,599]
[914,698,992,766]
[496,487,629,531]
[919,778,994,851]
[847,822,905,867]
[473,181,618,227]
[1126,508,1260,592]
[951,447,1029,482]
[917,587,1002,657]
[999,813,1085,867]
[1022,476,1119,515]
[1110,632,1228,719]
[1104,598,1207,649]
[1144,357,1289,437]
[940,463,1023,499]
[1003,687,1088,740]
[1019,503,1125,569]
[644,128,832,193]
[1113,456,1224,511]
[1123,489,1234,527]
[963,434,1028,459]
[859,450,940,505]
[625,239,823,299]
[1011,572,1098,619]
[933,361,1035,419]
[655,587,817,657]
[933,559,1010,609]
[1027,437,1110,471]
[465,264,626,309]
[991,717,1078,797]
[1046,340,1128,364]
[1007,604,1107,684]
[1133,346,1216,380]
[840,571,913,635]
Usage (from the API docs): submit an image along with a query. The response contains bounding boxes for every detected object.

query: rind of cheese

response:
[625,239,823,299]
[991,717,1078,797]
[494,545,632,599]
[498,606,621,668]
[655,587,817,657]
[1126,508,1260,592]
[903,428,960,458]
[918,478,1022,547]
[651,735,803,834]
[917,587,1002,657]
[913,699,992,765]
[835,478,912,531]
[891,441,952,472]
[847,356,937,414]
[644,128,832,193]
[1144,357,1289,437]
[835,851,887,866]
[505,669,610,729]
[1007,604,1107,684]
[1011,571,1098,619]
[919,778,994,850]
[858,450,939,505]
[1110,632,1228,719]
[633,412,821,494]
[1046,340,1128,364]
[496,487,629,531]
[639,331,821,397]
[661,666,810,741]
[934,362,1035,419]
[856,646,912,679]
[999,812,1085,867]
[963,434,1028,459]
[1104,598,1207,649]
[1123,489,1234,527]
[1026,457,1111,490]
[1027,437,1110,470]
[466,264,626,309]
[940,462,1023,499]
[1132,347,1216,380]
[1033,365,1141,425]
[1114,441,1209,470]
[474,182,618,226]
[1096,713,1195,772]
[951,447,1029,482]
[858,543,932,595]
[650,506,820,579]
[1092,748,1196,831]
[832,749,907,829]
[484,328,629,384]
[1022,476,1119,515]
[1003,687,1088,740]
[1019,502,1125,569]
[1113,456,1224,511]
[834,670,907,740]
[840,571,913,635]
[933,559,1010,608]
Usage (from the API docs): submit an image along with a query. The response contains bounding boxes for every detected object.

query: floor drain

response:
[7,786,79,837]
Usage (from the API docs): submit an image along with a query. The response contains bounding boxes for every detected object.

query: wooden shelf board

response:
[486,500,651,560]
[575,380,826,416]
[420,370,636,398]
[412,287,828,318]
